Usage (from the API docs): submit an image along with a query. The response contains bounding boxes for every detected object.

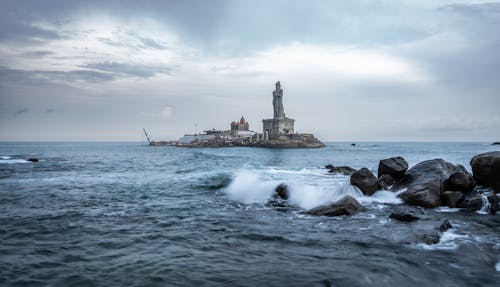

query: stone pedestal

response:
[262,118,295,139]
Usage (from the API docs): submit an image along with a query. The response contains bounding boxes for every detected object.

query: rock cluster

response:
[322,151,500,214]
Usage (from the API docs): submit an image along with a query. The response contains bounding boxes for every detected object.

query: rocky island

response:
[146,81,325,148]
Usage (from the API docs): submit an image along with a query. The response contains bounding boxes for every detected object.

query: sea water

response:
[0,142,499,286]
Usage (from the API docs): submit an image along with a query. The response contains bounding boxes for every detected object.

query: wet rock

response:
[274,183,289,200]
[378,157,408,181]
[389,212,419,222]
[326,165,356,176]
[417,220,453,245]
[441,191,464,208]
[378,174,395,190]
[350,168,379,196]
[492,142,500,145]
[444,171,475,193]
[487,194,499,214]
[307,195,365,217]
[470,151,500,192]
[457,192,484,211]
[394,159,468,208]
[27,158,39,162]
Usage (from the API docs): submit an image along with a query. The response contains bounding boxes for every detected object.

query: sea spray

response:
[223,170,277,204]
[223,168,402,210]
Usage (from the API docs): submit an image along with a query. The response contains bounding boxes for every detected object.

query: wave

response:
[223,169,401,210]
[417,229,468,251]
[0,158,29,164]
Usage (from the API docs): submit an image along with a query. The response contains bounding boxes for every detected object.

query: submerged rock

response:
[417,220,453,245]
[470,151,500,192]
[27,158,39,162]
[350,168,379,196]
[389,212,420,222]
[307,195,365,217]
[378,157,408,181]
[326,165,356,176]
[394,159,467,208]
[441,191,464,208]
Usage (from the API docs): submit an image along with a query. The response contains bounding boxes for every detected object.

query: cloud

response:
[14,108,30,116]
[83,61,172,78]
[160,106,174,117]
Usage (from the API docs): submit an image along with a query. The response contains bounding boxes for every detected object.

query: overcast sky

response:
[1,0,499,141]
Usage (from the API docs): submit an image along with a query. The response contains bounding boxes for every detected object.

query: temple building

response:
[262,81,295,139]
[230,116,250,135]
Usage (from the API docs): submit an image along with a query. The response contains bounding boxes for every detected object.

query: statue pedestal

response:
[262,118,295,139]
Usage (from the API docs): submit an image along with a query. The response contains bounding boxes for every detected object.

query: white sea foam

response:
[224,168,402,210]
[357,189,402,205]
[0,158,29,164]
[418,230,468,251]
[223,170,277,204]
[436,207,461,213]
[476,194,490,215]
[496,261,500,272]
[1,156,11,160]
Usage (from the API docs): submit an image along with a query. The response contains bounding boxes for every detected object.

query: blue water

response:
[0,142,499,286]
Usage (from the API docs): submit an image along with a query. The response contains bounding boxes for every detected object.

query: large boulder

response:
[470,151,500,192]
[393,159,468,208]
[378,157,408,181]
[457,192,484,211]
[444,171,475,193]
[441,191,464,208]
[307,195,365,217]
[350,168,379,196]
[378,174,395,190]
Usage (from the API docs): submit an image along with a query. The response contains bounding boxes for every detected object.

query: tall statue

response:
[273,81,285,119]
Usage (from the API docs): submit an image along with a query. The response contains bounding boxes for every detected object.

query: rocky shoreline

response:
[266,150,500,244]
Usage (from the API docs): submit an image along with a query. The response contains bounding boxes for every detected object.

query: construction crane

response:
[143,128,152,145]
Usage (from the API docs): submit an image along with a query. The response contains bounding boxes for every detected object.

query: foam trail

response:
[0,158,29,164]
[477,194,490,215]
[288,182,361,210]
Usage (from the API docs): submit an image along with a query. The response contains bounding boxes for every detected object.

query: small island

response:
[146,81,325,148]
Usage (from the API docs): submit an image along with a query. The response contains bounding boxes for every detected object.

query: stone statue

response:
[273,81,285,119]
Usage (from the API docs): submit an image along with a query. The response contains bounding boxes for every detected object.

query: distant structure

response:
[231,116,250,134]
[262,81,295,139]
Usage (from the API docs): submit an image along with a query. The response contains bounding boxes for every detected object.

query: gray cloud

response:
[83,62,172,78]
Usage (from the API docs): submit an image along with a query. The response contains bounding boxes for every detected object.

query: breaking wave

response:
[223,169,401,210]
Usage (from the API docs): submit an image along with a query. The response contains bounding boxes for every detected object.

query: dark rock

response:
[492,142,500,145]
[307,195,365,217]
[441,191,464,208]
[457,192,484,211]
[378,174,395,190]
[444,171,475,193]
[27,158,39,162]
[378,157,409,181]
[394,159,468,208]
[487,194,499,214]
[351,143,356,146]
[470,151,500,192]
[274,183,289,200]
[327,166,356,176]
[418,220,453,245]
[350,168,379,196]
[389,212,419,222]
[325,164,334,170]
[438,219,453,233]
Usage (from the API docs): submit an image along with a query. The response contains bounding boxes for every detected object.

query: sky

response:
[0,0,499,141]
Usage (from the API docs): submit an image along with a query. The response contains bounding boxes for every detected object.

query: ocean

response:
[0,142,499,286]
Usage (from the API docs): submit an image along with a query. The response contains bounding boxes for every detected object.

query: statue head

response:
[275,81,281,89]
